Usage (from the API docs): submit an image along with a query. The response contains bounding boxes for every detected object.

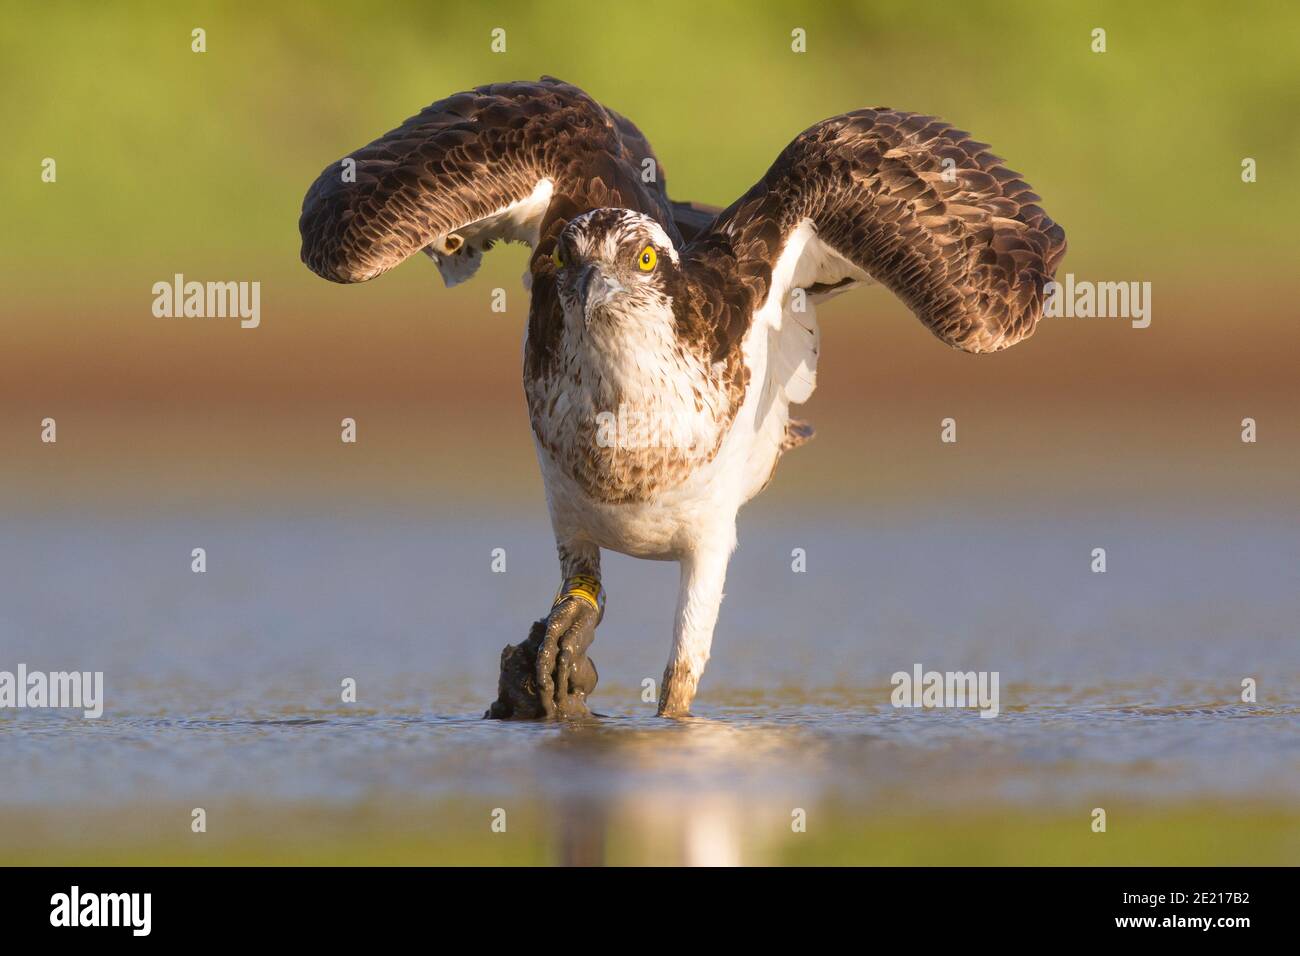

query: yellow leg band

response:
[553,574,603,613]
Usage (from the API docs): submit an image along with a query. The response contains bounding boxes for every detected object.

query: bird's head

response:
[552,208,680,330]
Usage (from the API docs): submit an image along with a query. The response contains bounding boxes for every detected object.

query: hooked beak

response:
[572,264,624,327]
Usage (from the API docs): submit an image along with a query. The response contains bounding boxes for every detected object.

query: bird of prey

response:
[299,77,1066,719]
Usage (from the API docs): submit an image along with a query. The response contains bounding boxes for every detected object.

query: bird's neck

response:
[567,305,687,404]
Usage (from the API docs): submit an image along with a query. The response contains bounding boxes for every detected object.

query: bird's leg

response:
[534,573,603,719]
[487,541,604,720]
[658,538,733,718]
[537,542,604,718]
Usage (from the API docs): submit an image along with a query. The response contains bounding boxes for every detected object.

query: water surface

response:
[2,506,1297,863]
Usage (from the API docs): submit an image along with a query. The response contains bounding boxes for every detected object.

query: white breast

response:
[535,309,797,561]
[531,224,838,559]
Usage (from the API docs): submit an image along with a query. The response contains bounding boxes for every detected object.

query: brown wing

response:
[703,109,1067,353]
[299,77,677,284]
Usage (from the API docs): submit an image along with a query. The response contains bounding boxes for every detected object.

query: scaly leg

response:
[658,533,734,718]
[486,539,604,720]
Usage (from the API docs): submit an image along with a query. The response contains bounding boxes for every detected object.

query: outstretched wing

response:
[704,108,1067,354]
[299,78,679,285]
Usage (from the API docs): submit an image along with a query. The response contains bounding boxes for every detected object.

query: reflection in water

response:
[555,791,751,866]
[680,797,744,867]
[543,718,810,865]
[557,797,606,866]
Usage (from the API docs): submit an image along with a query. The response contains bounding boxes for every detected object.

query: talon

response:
[486,583,602,720]
[536,597,598,718]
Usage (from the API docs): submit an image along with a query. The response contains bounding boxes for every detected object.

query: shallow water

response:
[2,506,1298,862]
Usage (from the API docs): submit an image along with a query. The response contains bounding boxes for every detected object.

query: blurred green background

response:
[2,0,1297,511]
[5,0,1298,271]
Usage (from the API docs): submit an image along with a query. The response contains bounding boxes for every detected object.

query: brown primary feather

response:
[697,108,1067,354]
[298,78,677,285]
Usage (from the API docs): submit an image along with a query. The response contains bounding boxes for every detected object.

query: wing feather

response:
[705,109,1067,353]
[299,78,676,284]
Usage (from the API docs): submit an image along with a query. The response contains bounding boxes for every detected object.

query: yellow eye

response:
[551,246,564,269]
[637,245,657,272]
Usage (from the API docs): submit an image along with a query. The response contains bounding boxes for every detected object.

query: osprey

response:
[299,78,1066,719]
